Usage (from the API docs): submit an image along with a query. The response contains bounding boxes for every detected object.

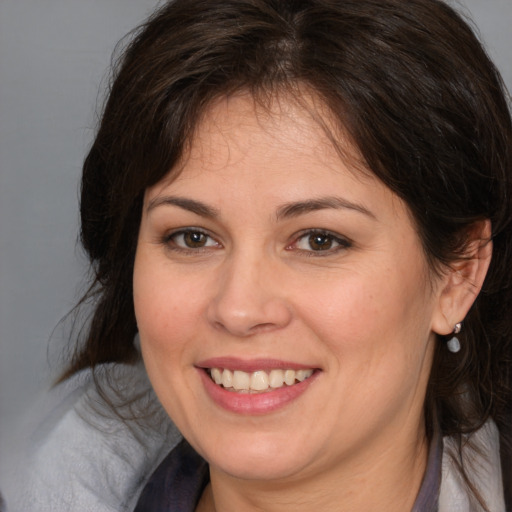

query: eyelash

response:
[161,228,221,254]
[288,229,352,256]
[161,228,352,256]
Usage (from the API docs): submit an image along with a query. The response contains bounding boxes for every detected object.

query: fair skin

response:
[133,93,487,512]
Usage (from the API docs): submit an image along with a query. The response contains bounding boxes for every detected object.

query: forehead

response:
[149,91,373,197]
[141,91,433,284]
[145,93,415,235]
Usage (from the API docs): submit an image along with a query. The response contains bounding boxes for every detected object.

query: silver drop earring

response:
[447,322,462,353]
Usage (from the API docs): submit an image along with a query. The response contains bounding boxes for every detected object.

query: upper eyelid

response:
[294,229,351,243]
[288,229,353,253]
[164,226,214,239]
[160,226,351,249]
[161,227,220,247]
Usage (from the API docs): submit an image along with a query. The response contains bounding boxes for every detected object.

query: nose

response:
[206,252,292,337]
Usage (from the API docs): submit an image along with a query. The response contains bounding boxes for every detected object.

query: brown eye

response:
[167,229,219,250]
[308,233,333,251]
[292,230,351,254]
[183,231,208,248]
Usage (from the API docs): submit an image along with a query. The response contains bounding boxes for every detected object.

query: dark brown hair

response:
[65,0,512,507]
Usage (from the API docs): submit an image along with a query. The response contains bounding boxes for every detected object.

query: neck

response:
[197,426,429,512]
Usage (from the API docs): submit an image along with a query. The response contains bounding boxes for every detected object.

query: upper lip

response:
[196,357,319,373]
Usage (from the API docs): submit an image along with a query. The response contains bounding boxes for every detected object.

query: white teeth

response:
[284,369,295,386]
[209,368,314,392]
[296,369,312,382]
[250,371,269,391]
[269,369,284,388]
[221,369,233,388]
[233,370,250,390]
[211,368,222,385]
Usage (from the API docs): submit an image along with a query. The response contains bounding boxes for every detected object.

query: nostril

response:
[206,280,293,336]
[210,319,274,336]
[249,322,281,335]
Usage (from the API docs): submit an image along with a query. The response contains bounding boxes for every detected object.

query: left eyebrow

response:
[275,196,375,221]
[146,196,220,218]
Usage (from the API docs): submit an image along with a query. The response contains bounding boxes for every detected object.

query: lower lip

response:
[198,369,319,415]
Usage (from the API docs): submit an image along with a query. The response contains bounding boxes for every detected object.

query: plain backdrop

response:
[0,0,511,484]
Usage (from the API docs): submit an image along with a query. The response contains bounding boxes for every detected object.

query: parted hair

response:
[66,0,512,507]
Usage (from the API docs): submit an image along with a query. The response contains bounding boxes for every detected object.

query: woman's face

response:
[134,93,445,482]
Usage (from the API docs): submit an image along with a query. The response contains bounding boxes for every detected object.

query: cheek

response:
[133,253,202,359]
[299,269,434,427]
[295,261,434,373]
[133,254,205,416]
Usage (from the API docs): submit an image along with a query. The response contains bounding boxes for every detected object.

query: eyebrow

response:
[146,196,220,218]
[276,196,375,220]
[146,194,375,221]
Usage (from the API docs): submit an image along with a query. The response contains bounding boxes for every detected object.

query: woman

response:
[11,0,511,511]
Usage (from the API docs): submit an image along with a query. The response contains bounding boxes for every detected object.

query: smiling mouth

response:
[207,368,315,394]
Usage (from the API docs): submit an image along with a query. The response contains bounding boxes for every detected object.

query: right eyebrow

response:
[275,196,375,221]
[146,196,220,219]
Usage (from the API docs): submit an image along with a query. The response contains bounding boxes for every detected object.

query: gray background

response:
[0,0,511,482]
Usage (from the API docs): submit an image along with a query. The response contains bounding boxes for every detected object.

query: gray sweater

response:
[2,363,505,512]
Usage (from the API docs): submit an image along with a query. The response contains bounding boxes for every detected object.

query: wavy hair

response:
[64,1,512,507]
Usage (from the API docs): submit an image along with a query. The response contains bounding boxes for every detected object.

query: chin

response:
[196,430,316,481]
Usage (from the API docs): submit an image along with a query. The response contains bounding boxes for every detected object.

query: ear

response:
[431,219,492,336]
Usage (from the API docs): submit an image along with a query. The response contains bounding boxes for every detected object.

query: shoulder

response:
[439,421,505,512]
[8,363,182,512]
